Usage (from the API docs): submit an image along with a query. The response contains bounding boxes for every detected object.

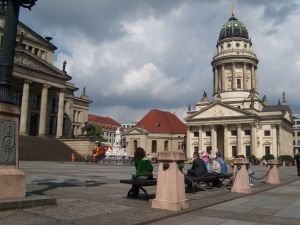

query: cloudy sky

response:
[19,0,300,123]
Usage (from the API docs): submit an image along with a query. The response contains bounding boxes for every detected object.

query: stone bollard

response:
[151,151,188,211]
[266,160,280,185]
[231,158,251,194]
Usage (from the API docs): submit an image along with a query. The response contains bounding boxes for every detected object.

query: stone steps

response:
[19,136,85,162]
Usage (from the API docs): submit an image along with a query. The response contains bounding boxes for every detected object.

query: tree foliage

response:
[82,122,106,143]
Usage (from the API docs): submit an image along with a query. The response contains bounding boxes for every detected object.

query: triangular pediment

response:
[124,127,148,135]
[187,102,255,120]
[18,22,57,50]
[14,49,69,80]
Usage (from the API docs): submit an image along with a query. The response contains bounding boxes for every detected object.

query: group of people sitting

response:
[130,146,228,197]
[188,146,227,177]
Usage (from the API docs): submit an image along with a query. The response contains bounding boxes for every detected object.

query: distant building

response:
[121,122,137,132]
[185,8,293,160]
[124,109,187,157]
[88,114,121,145]
[0,12,90,138]
[293,114,300,153]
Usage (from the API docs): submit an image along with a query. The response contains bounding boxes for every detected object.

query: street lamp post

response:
[0,0,36,199]
[0,0,36,103]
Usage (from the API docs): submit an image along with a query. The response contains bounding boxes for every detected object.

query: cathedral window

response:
[244,130,251,136]
[231,130,237,136]
[298,132,300,136]
[193,132,199,137]
[237,78,241,88]
[194,146,199,152]
[30,94,40,109]
[265,146,270,155]
[12,91,22,106]
[245,146,251,157]
[206,131,211,137]
[236,43,240,47]
[264,130,271,136]
[232,146,237,157]
[227,43,231,48]
[244,44,247,49]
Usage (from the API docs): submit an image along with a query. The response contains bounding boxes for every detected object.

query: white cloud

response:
[21,0,300,122]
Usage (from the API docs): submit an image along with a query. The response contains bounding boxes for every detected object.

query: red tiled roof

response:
[88,114,121,130]
[135,109,186,134]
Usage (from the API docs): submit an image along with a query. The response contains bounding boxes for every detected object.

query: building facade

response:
[124,109,186,157]
[293,114,300,154]
[0,12,90,138]
[88,114,121,145]
[185,10,293,160]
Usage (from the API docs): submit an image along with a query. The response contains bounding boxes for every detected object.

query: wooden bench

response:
[120,173,233,200]
[120,179,157,201]
[185,173,233,192]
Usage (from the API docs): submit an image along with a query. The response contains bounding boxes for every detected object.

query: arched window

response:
[133,140,137,151]
[152,140,157,153]
[164,141,168,151]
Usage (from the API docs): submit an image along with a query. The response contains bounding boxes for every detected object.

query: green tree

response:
[82,122,106,143]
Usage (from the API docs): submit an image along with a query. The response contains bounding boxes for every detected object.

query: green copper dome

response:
[218,16,249,41]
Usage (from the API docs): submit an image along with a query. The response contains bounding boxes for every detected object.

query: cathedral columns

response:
[214,67,218,94]
[211,125,217,151]
[232,62,236,90]
[237,124,242,155]
[251,123,257,156]
[56,89,65,138]
[223,124,229,159]
[198,126,202,151]
[243,63,247,90]
[38,84,50,136]
[19,80,31,135]
[222,64,226,91]
[251,64,255,90]
[272,125,278,158]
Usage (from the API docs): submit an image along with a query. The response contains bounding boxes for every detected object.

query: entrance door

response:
[29,113,39,136]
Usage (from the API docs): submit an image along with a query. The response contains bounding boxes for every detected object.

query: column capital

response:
[42,84,51,89]
[223,124,228,128]
[24,79,32,84]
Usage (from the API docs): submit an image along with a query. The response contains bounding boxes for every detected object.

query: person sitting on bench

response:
[187,151,208,178]
[186,152,222,191]
[131,147,153,198]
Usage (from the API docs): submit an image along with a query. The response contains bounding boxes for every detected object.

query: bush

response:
[262,154,275,161]
[278,155,295,166]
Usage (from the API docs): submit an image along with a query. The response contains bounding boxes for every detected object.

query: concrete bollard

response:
[151,151,188,211]
[266,160,280,185]
[231,158,251,194]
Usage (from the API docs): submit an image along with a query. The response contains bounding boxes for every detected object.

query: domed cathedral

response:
[185,4,293,160]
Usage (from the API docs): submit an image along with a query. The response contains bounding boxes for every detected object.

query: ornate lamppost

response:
[0,0,36,103]
[0,0,36,199]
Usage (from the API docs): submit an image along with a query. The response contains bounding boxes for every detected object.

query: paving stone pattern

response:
[0,161,299,225]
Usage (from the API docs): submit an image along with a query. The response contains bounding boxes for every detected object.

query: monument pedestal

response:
[0,103,26,199]
[151,151,188,211]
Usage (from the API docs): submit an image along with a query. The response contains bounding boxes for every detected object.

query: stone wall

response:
[60,138,95,159]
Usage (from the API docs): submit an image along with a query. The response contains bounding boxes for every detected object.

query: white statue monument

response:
[105,128,127,159]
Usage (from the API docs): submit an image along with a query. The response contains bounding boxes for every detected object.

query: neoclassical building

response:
[0,12,90,138]
[124,109,186,157]
[185,9,293,160]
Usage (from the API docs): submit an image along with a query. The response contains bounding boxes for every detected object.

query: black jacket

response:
[191,157,208,177]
